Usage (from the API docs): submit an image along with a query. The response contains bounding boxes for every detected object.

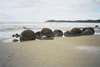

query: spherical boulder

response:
[40,28,54,39]
[71,28,82,35]
[82,27,95,33]
[54,29,63,37]
[64,31,73,37]
[35,31,41,39]
[82,27,95,35]
[20,30,35,41]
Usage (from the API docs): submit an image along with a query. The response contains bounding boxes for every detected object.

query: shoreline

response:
[1,35,100,46]
[1,34,100,43]
[0,35,100,67]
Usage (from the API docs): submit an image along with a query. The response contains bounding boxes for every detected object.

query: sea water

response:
[0,22,100,43]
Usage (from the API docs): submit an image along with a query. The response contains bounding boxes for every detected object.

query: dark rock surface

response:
[54,29,63,37]
[20,30,35,41]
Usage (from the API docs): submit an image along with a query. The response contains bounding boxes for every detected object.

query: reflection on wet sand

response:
[0,35,100,67]
[76,46,100,53]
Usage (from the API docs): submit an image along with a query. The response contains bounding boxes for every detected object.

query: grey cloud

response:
[0,0,100,22]
[0,0,100,10]
[0,0,44,9]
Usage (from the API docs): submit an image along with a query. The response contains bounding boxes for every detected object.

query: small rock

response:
[12,34,15,37]
[95,25,99,28]
[13,39,18,42]
[15,34,20,38]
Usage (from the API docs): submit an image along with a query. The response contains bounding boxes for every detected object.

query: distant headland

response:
[45,19,100,23]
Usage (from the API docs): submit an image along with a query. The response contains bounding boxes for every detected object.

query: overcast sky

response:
[0,0,100,22]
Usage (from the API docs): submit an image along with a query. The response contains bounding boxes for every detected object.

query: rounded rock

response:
[54,29,63,37]
[15,34,20,38]
[12,34,15,37]
[20,30,35,41]
[82,27,95,35]
[40,28,54,39]
[13,39,18,42]
[71,28,82,35]
[95,25,99,28]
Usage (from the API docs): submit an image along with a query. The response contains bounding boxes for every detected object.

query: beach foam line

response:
[76,46,100,53]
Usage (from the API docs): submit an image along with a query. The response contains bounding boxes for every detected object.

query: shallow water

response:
[76,46,100,54]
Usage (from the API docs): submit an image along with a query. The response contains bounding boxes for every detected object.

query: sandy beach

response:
[0,35,100,67]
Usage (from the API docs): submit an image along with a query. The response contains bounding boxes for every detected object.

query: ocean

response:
[0,22,100,43]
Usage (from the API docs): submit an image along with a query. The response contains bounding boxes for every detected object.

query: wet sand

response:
[0,35,100,67]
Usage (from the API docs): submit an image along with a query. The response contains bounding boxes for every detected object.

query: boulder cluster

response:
[12,27,95,42]
[64,27,95,37]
